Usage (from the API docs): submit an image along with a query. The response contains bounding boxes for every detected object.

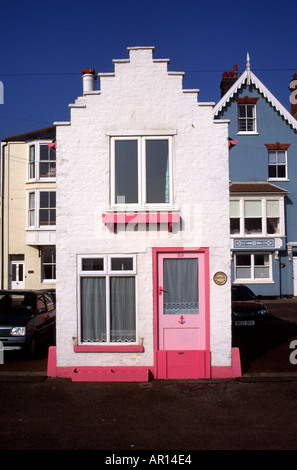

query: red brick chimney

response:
[220,64,238,97]
[289,73,297,119]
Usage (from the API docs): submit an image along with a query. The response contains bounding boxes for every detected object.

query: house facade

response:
[47,46,241,381]
[0,127,56,292]
[214,56,297,297]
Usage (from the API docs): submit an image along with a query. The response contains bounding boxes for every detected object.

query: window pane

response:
[236,254,251,266]
[254,254,269,266]
[277,165,286,178]
[42,247,55,263]
[115,140,138,204]
[82,258,104,271]
[230,200,240,217]
[230,218,240,234]
[146,140,169,203]
[277,151,286,164]
[50,192,56,207]
[268,151,277,164]
[245,218,262,234]
[236,267,251,279]
[40,144,49,160]
[268,165,277,178]
[244,200,262,217]
[110,277,136,342]
[29,192,35,209]
[247,119,255,131]
[81,277,106,342]
[267,200,279,217]
[163,258,199,315]
[254,267,269,278]
[40,192,49,208]
[267,217,280,234]
[29,145,35,179]
[246,105,255,117]
[40,162,50,177]
[238,120,247,131]
[111,257,133,271]
[238,105,246,117]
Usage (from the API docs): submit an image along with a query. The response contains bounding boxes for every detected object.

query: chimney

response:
[220,64,238,97]
[289,73,297,119]
[82,68,97,93]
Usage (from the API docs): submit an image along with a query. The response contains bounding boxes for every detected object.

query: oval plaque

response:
[213,271,227,285]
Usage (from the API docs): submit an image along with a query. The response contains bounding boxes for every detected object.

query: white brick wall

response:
[55,47,231,369]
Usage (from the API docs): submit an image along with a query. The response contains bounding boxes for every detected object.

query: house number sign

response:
[213,271,227,285]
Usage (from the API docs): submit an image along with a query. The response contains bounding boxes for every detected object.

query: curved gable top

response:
[213,65,297,131]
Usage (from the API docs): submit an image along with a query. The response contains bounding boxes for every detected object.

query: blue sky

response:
[0,0,296,141]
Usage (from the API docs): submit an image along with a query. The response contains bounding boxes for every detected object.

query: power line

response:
[0,68,296,77]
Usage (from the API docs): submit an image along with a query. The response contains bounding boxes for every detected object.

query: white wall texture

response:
[55,47,231,370]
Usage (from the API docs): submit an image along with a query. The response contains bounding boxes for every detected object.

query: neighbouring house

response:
[47,46,240,382]
[0,126,56,292]
[214,55,297,297]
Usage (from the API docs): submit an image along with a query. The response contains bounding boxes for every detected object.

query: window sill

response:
[233,280,274,285]
[231,234,284,238]
[267,178,289,182]
[237,132,259,135]
[102,211,180,232]
[74,345,144,353]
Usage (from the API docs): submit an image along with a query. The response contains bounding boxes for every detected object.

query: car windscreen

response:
[0,294,35,316]
[232,286,257,301]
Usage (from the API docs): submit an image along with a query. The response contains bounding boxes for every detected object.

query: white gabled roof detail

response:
[213,55,297,131]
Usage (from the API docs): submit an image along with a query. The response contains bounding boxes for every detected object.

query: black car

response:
[0,290,56,356]
[232,284,269,326]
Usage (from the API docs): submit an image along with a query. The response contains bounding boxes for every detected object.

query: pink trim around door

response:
[153,247,211,379]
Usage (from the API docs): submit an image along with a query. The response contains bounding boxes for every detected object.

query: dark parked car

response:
[0,290,56,356]
[232,284,269,326]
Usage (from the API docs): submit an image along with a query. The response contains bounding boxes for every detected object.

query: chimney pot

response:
[82,68,96,93]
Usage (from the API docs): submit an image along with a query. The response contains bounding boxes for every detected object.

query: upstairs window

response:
[111,136,172,207]
[265,143,290,180]
[28,142,56,181]
[236,97,259,133]
[27,190,56,228]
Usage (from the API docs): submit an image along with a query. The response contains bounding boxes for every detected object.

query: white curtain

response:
[163,258,199,315]
[110,277,136,342]
[81,277,106,342]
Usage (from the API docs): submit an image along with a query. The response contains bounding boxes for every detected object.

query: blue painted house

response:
[213,55,297,297]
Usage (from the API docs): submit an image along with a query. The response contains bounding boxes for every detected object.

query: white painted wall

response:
[55,47,231,370]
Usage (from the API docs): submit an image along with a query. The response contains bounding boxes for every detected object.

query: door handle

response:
[159,287,166,295]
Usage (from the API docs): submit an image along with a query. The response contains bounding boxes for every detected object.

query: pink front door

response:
[156,251,209,379]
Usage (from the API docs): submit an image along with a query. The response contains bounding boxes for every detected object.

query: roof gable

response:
[213,59,297,131]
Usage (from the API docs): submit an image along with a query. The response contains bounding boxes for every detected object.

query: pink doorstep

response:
[47,346,241,382]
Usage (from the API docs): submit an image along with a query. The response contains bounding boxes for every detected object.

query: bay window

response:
[111,136,172,207]
[78,255,136,344]
[27,142,56,181]
[27,190,56,228]
[230,198,283,237]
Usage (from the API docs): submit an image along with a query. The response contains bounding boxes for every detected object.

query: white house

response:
[47,46,240,381]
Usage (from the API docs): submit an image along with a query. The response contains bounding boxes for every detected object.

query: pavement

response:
[1,298,297,451]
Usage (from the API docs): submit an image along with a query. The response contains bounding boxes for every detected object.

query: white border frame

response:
[110,135,173,210]
[77,254,138,345]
